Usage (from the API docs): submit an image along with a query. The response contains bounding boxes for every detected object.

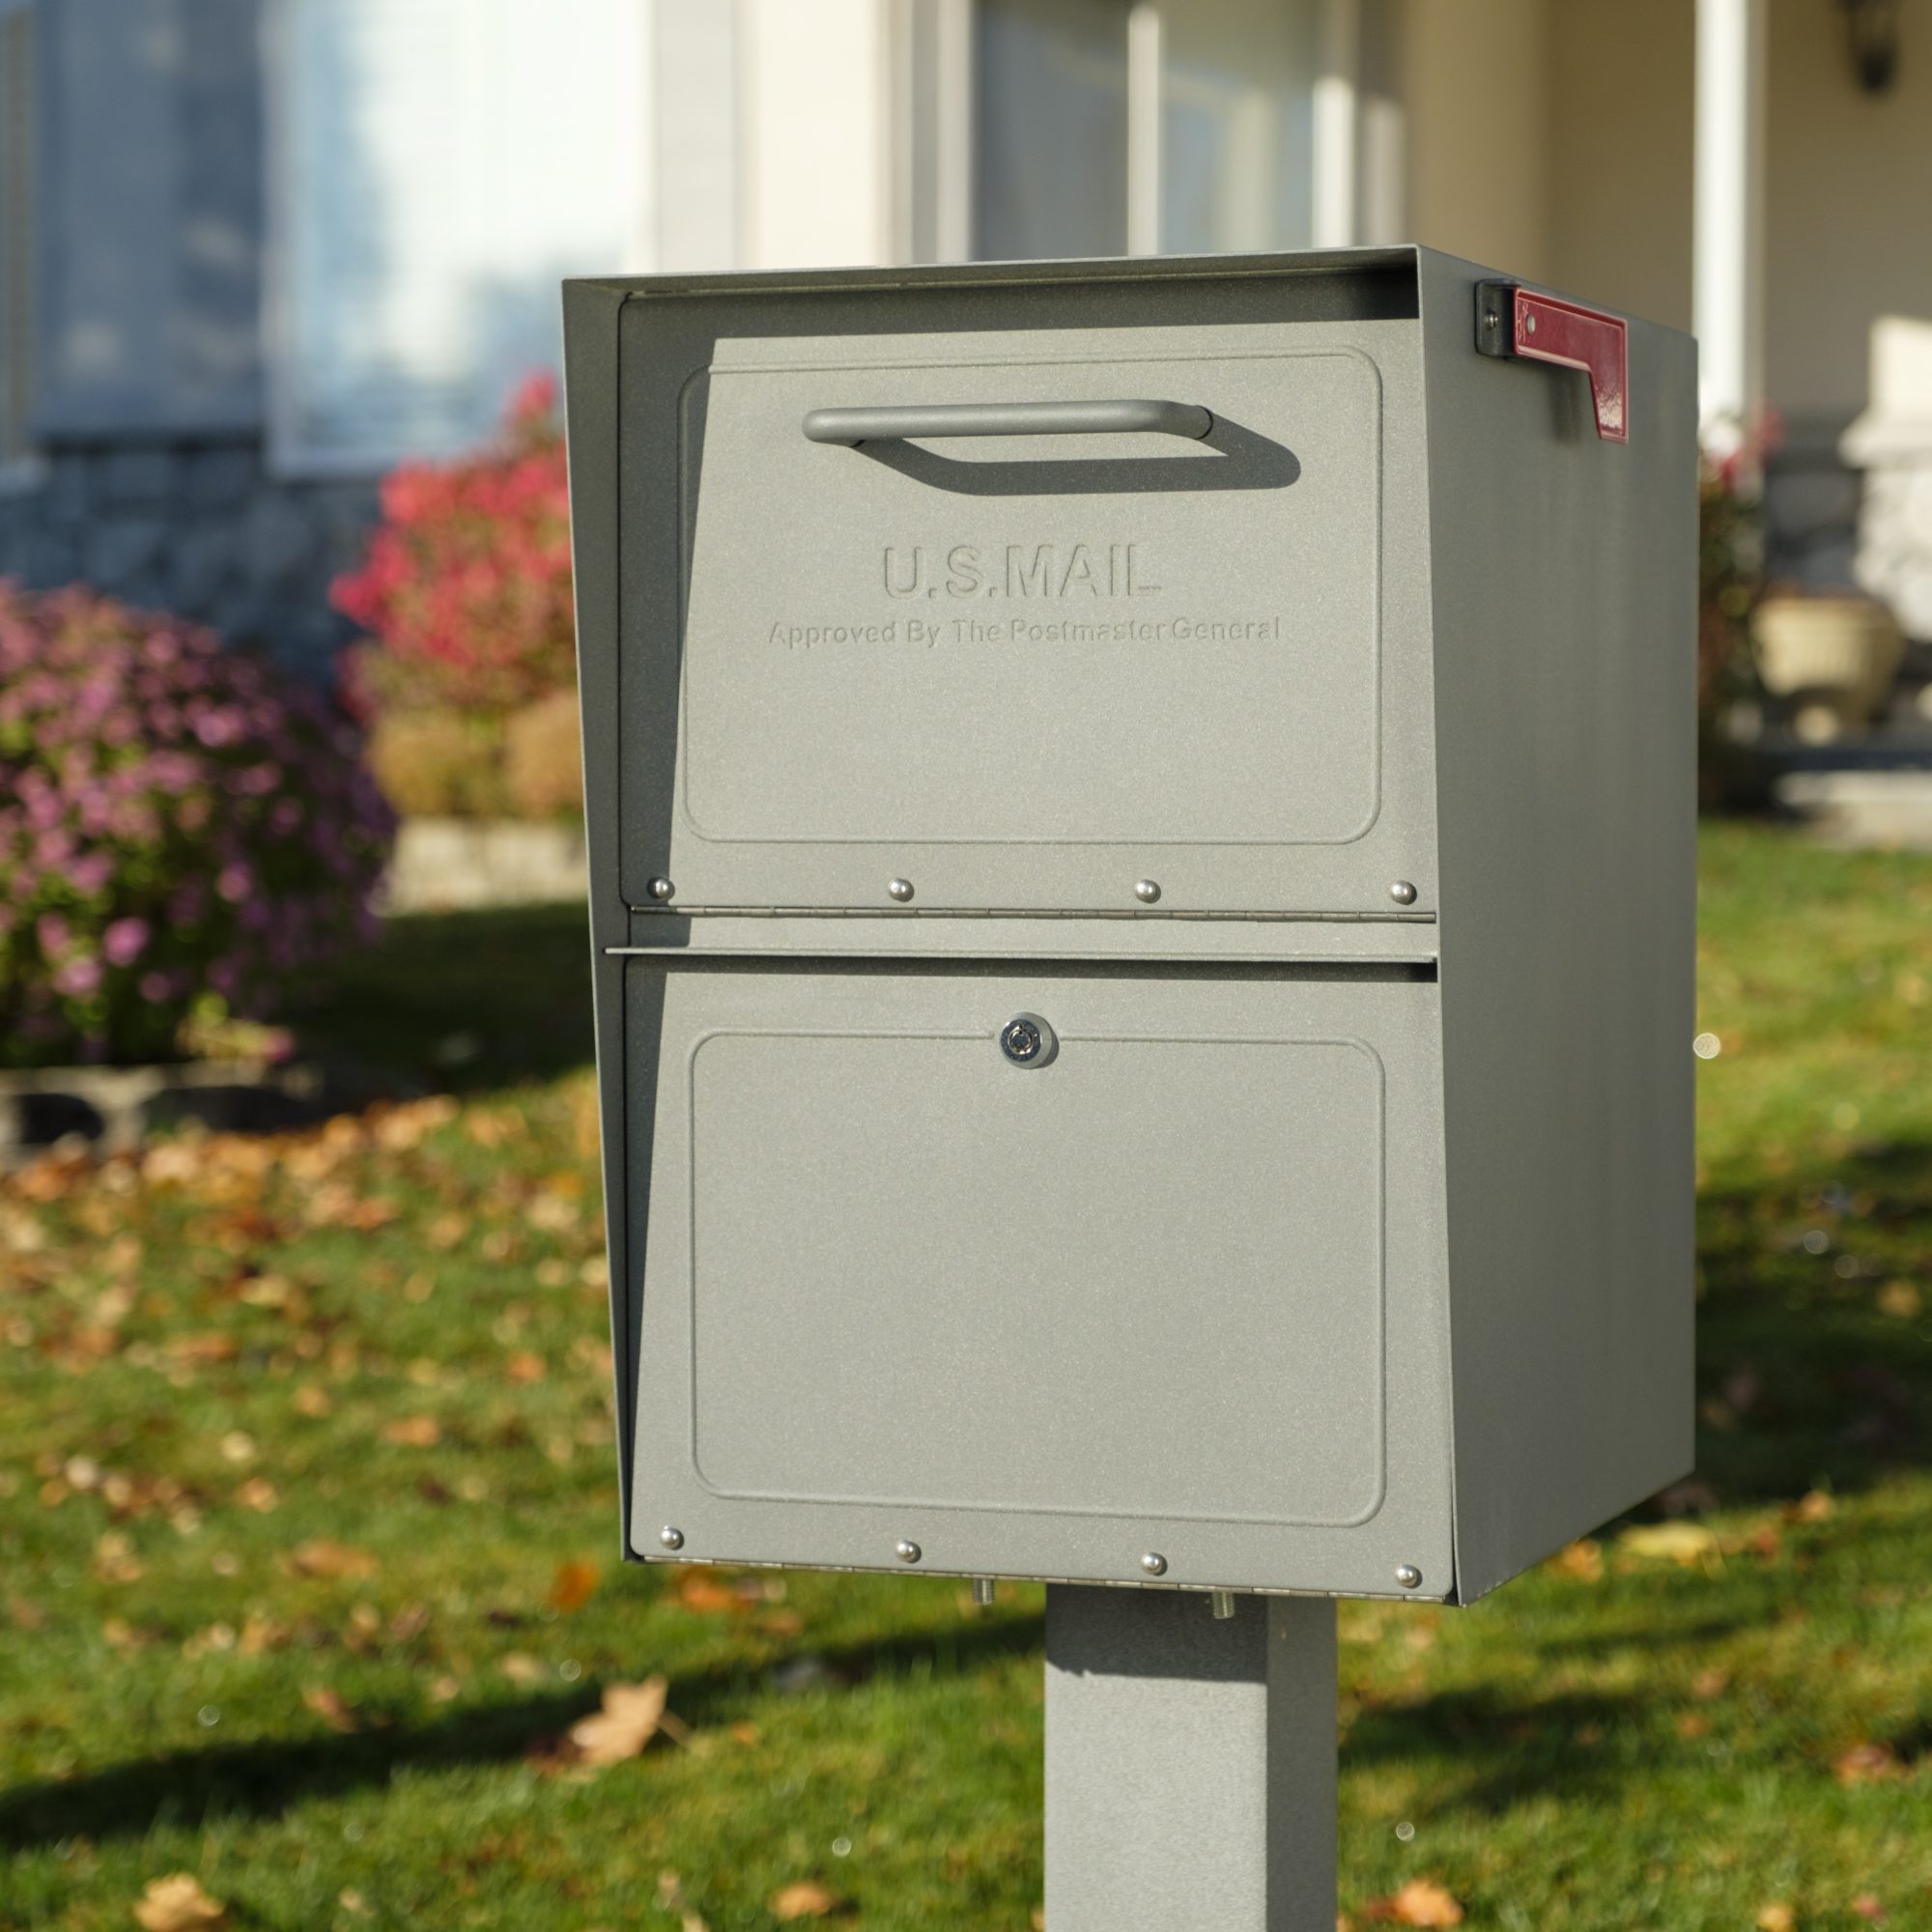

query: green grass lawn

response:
[4,821,1931,1930]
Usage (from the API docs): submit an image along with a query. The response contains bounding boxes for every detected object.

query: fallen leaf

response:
[769,1880,841,1921]
[1548,1540,1603,1582]
[382,1415,441,1448]
[1691,1667,1730,1701]
[1852,1895,1886,1922]
[1619,1521,1719,1565]
[132,1872,228,1930]
[497,1652,546,1686]
[235,1478,278,1513]
[302,1685,355,1733]
[1833,1741,1900,1784]
[550,1558,601,1613]
[293,1385,332,1418]
[1756,1906,1796,1932]
[286,1539,379,1579]
[338,1889,373,1918]
[675,1572,742,1616]
[218,1432,257,1465]
[95,1531,145,1583]
[1785,1491,1834,1524]
[505,1350,547,1383]
[569,1676,669,1767]
[1361,1879,1464,1926]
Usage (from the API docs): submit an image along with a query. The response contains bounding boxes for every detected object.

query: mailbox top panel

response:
[605,255,1439,917]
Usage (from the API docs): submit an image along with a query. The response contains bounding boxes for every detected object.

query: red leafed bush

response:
[333,374,577,723]
[0,583,393,1066]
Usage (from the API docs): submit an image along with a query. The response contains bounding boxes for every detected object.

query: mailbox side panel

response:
[563,278,644,1555]
[1418,249,1698,1601]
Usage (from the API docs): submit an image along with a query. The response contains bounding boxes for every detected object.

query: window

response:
[0,0,36,478]
[267,0,651,471]
[974,0,1130,260]
[969,0,1395,263]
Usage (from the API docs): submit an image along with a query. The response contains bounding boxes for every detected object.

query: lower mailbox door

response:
[625,963,1452,1599]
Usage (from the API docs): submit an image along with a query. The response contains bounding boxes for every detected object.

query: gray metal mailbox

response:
[562,245,1695,1616]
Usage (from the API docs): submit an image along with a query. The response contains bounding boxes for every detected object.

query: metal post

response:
[1044,1585,1338,1932]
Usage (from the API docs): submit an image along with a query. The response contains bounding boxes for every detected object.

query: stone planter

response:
[383,816,588,914]
[1751,594,1904,743]
[0,1059,347,1166]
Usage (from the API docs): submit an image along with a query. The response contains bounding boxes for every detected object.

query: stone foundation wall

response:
[0,436,378,682]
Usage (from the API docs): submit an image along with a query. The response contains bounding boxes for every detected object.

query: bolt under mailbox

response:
[566,246,1693,1932]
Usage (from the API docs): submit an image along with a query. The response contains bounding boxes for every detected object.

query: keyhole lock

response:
[1000,1014,1057,1066]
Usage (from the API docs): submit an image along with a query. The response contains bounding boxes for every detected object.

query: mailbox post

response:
[564,246,1695,1924]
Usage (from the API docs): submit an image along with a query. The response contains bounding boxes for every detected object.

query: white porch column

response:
[1312,0,1360,249]
[1693,0,1767,447]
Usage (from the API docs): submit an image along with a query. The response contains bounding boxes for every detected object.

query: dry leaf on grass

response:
[1833,1741,1900,1784]
[1619,1521,1719,1566]
[549,1558,601,1613]
[674,1572,742,1616]
[132,1872,228,1930]
[381,1415,441,1448]
[1851,1895,1886,1922]
[769,1880,841,1920]
[1548,1540,1603,1582]
[1785,1490,1835,1524]
[1756,1905,1796,1932]
[94,1531,145,1583]
[286,1539,378,1579]
[302,1685,355,1733]
[569,1677,670,1767]
[1362,1879,1464,1926]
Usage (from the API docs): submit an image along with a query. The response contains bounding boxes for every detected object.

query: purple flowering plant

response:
[0,583,394,1067]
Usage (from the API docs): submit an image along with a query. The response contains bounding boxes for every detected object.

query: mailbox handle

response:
[802,399,1214,445]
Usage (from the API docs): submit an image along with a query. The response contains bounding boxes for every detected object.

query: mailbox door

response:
[623,960,1453,1600]
[619,308,1436,917]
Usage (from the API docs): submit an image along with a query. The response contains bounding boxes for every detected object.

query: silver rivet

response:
[659,1526,684,1550]
[1140,1551,1168,1577]
[1395,1564,1423,1590]
[1134,879,1161,903]
[895,1539,922,1564]
[971,1578,996,1606]
[1388,880,1418,906]
[888,878,914,902]
[1208,1590,1236,1620]
[648,877,674,901]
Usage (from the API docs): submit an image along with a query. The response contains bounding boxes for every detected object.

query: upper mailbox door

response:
[623,316,1435,915]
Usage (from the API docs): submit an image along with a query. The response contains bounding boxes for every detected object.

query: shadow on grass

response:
[1344,1686,1634,1815]
[0,1610,1044,1852]
[1692,1138,1932,1506]
[292,901,594,1095]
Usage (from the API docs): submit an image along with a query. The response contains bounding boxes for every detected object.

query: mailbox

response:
[563,246,1695,1606]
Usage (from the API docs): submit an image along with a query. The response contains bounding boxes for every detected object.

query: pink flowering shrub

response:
[0,583,394,1066]
[333,377,581,816]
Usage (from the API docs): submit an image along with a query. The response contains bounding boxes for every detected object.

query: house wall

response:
[1765,0,1932,431]
[1400,0,1550,283]
[1543,0,1692,332]
[0,0,368,677]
